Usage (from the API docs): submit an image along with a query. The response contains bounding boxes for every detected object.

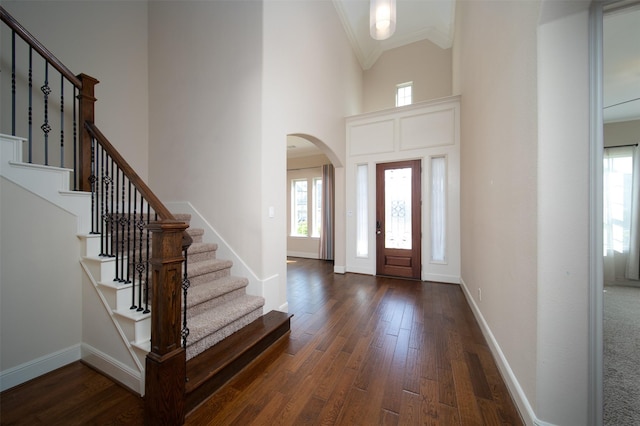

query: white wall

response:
[456,0,540,422]
[147,1,264,288]
[363,39,452,112]
[262,0,362,306]
[604,119,640,147]
[0,178,82,389]
[537,3,591,424]
[456,0,594,424]
[147,1,361,312]
[0,1,150,180]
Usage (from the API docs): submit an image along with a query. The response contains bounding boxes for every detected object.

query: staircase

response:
[3,131,292,415]
[1,6,292,423]
[81,211,267,366]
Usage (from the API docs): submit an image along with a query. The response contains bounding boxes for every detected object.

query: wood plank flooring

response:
[0,258,523,425]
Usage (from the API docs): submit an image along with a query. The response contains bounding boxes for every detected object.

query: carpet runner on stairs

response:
[177,214,265,360]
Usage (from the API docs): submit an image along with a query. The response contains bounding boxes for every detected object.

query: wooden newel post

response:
[145,220,189,426]
[77,73,99,192]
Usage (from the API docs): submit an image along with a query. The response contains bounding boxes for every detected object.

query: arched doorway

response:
[286,134,339,262]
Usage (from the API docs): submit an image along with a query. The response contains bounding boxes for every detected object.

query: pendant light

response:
[370,0,396,40]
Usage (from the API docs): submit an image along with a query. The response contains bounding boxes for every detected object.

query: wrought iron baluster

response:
[102,154,114,257]
[143,205,151,314]
[89,137,98,234]
[113,167,120,281]
[130,189,138,310]
[126,182,132,284]
[28,47,33,160]
[41,62,51,165]
[99,145,106,255]
[118,169,127,283]
[59,75,64,168]
[11,31,16,136]
[182,248,190,348]
[73,86,77,190]
[136,198,145,312]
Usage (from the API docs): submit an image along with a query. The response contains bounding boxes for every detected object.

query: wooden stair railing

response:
[2,6,191,425]
[85,123,192,425]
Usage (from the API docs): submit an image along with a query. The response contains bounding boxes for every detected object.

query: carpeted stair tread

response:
[186,242,218,263]
[186,275,249,309]
[188,242,218,255]
[187,294,265,343]
[187,228,204,243]
[187,258,233,279]
[173,213,191,224]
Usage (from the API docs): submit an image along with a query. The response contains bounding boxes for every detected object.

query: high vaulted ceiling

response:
[332,0,640,124]
[332,0,456,70]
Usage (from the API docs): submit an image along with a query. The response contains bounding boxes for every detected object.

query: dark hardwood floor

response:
[0,258,523,425]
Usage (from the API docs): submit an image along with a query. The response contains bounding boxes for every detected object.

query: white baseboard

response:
[287,251,320,259]
[334,265,346,274]
[422,273,460,284]
[81,343,143,396]
[0,344,81,392]
[459,277,541,426]
[278,302,289,312]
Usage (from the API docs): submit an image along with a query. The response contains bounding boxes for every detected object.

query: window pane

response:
[384,167,412,249]
[396,83,412,107]
[312,178,322,237]
[431,157,446,262]
[603,149,633,254]
[356,164,368,257]
[292,179,308,236]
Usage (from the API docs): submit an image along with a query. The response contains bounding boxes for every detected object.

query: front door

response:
[376,160,421,279]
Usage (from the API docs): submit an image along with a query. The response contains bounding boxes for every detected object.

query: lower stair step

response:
[185,310,293,414]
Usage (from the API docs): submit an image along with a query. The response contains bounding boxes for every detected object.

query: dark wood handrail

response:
[84,122,193,247]
[0,6,82,88]
[85,122,174,220]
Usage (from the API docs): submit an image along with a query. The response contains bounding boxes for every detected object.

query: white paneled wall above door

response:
[345,96,461,283]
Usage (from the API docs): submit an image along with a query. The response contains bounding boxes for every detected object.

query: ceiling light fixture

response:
[370,0,396,40]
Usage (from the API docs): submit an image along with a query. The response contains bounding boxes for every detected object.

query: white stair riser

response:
[114,311,151,345]
[82,256,117,283]
[98,282,147,312]
[79,234,102,258]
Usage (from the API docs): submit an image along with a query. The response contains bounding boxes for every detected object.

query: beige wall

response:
[456,0,539,421]
[148,0,361,312]
[604,119,640,147]
[1,178,82,377]
[363,39,452,112]
[457,0,594,424]
[148,0,264,281]
[262,0,362,306]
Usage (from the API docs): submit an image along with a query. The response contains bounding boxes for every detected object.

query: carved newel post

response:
[145,220,189,425]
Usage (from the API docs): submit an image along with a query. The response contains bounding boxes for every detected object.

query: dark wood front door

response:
[376,160,421,279]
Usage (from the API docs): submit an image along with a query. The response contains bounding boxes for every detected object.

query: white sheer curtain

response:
[625,145,640,280]
[603,145,638,282]
[319,164,334,260]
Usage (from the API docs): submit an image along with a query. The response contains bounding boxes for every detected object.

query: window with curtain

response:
[291,175,322,238]
[603,147,633,255]
[603,145,639,281]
